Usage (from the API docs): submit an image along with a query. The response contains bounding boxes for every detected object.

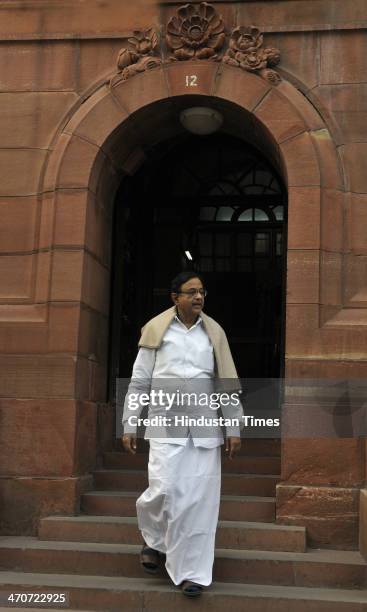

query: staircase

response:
[0,439,366,611]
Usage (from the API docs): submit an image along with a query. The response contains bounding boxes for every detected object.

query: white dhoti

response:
[136,435,221,586]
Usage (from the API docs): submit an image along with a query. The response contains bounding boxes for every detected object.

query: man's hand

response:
[122,433,137,454]
[225,436,241,460]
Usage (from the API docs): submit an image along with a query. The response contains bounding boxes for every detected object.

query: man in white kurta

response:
[122,272,243,594]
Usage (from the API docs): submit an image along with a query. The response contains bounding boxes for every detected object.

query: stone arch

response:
[38,62,344,403]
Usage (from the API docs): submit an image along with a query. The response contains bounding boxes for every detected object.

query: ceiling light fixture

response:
[180,107,223,135]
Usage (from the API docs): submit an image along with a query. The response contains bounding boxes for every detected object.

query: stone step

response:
[38,515,306,552]
[93,469,279,496]
[0,573,366,612]
[0,539,365,589]
[81,490,276,522]
[103,451,281,474]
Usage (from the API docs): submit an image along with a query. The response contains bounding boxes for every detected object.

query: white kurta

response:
[128,315,222,585]
[122,315,242,444]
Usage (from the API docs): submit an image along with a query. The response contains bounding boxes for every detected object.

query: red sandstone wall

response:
[0,0,366,542]
[0,1,366,388]
[0,0,161,534]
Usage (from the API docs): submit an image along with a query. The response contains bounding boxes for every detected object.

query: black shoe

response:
[140,544,161,574]
[181,580,203,597]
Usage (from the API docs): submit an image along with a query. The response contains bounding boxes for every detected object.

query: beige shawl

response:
[138,305,240,384]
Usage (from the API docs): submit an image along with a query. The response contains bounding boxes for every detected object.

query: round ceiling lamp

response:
[179,107,223,135]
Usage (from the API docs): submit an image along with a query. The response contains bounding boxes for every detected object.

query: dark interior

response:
[109,132,287,393]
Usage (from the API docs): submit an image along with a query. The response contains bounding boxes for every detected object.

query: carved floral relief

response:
[110,28,161,87]
[109,4,281,87]
[166,2,225,61]
[223,26,281,85]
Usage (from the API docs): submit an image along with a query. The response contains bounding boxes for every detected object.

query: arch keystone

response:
[164,61,219,97]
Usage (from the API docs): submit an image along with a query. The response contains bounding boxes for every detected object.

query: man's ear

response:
[171,292,178,305]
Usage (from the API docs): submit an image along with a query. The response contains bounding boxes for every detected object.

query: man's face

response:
[172,277,205,319]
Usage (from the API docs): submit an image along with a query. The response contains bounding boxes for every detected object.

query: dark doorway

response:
[109,132,287,394]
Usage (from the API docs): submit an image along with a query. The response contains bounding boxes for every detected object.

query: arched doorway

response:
[38,62,354,547]
[109,130,287,391]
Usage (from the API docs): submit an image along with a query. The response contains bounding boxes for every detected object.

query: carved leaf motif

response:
[140,56,161,71]
[147,28,159,50]
[174,47,195,60]
[259,68,281,85]
[208,32,226,51]
[132,30,144,41]
[196,47,215,59]
[264,47,281,67]
[224,57,239,67]
[117,49,129,70]
[210,16,224,35]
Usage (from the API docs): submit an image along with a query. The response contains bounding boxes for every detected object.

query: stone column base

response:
[276,482,359,549]
[359,489,367,559]
[0,474,93,536]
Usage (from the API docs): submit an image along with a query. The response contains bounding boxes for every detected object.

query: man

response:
[121,271,244,597]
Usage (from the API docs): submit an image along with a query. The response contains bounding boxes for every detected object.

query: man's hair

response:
[171,270,205,294]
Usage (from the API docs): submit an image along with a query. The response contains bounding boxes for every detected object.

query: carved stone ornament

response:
[109,6,281,87]
[110,28,161,86]
[223,26,281,85]
[166,2,226,61]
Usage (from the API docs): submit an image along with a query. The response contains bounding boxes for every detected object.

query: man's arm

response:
[221,391,245,436]
[121,347,156,443]
[214,326,245,436]
[216,325,244,455]
[221,393,245,459]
